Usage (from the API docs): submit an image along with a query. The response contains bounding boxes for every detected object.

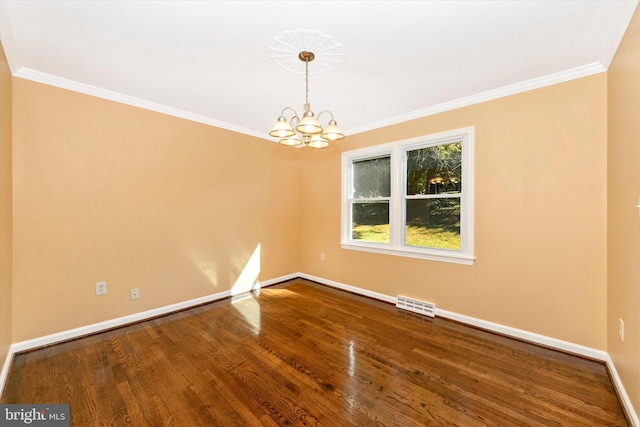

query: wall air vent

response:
[396,295,436,318]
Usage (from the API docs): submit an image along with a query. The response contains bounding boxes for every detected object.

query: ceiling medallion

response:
[269,28,343,74]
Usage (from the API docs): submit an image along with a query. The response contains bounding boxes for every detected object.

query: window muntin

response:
[341,128,474,265]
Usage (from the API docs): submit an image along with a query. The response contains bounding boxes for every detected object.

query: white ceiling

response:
[0,1,638,140]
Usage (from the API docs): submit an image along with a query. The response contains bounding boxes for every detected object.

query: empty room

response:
[0,1,639,426]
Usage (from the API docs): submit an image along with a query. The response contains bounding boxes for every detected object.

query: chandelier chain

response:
[305,58,309,106]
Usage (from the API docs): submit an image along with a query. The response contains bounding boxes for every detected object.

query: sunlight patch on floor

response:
[231,293,261,335]
[230,244,262,334]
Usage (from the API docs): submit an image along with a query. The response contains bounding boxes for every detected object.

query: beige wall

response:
[608,6,640,416]
[3,15,636,411]
[11,79,301,341]
[300,74,608,350]
[0,43,12,365]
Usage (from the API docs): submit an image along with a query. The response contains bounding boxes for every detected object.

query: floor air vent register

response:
[396,295,436,318]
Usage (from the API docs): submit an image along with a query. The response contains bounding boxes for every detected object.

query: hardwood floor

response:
[2,278,629,426]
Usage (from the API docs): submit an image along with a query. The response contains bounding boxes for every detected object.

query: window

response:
[341,127,474,265]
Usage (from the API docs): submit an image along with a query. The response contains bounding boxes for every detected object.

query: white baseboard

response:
[0,348,13,400]
[9,290,227,354]
[1,271,637,426]
[435,308,608,361]
[299,273,638,425]
[303,273,607,359]
[605,354,640,427]
[0,273,296,397]
[9,273,295,355]
[298,272,397,304]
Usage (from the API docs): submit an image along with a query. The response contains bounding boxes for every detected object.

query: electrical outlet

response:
[96,281,107,296]
[619,318,624,341]
[320,252,325,261]
[130,288,139,301]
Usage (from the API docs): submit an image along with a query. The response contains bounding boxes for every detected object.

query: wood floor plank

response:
[1,278,629,426]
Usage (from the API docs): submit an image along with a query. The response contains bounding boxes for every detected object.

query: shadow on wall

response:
[190,242,263,334]
[188,242,261,293]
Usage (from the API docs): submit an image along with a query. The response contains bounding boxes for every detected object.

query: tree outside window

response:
[342,127,474,265]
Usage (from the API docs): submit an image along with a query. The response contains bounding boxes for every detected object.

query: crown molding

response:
[599,0,639,69]
[11,61,607,143]
[344,0,640,138]
[2,1,271,140]
[13,67,273,141]
[3,0,635,141]
[14,61,607,143]
[0,1,20,73]
[344,62,606,136]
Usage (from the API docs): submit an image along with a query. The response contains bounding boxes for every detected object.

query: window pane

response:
[352,202,390,243]
[405,198,460,250]
[406,142,462,195]
[353,156,390,198]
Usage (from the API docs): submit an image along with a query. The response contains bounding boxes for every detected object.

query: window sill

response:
[340,242,475,265]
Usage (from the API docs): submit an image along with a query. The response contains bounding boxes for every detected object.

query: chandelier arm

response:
[316,110,335,124]
[270,46,342,148]
[279,106,299,118]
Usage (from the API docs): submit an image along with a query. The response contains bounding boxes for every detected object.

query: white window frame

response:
[341,127,475,265]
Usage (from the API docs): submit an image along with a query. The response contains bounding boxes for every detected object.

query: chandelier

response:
[269,50,345,148]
